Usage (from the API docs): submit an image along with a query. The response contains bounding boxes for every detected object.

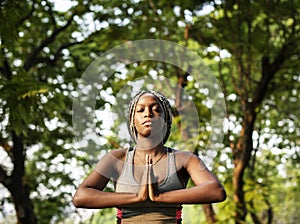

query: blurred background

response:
[0,0,299,223]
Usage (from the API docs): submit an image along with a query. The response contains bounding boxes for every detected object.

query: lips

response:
[143,120,153,126]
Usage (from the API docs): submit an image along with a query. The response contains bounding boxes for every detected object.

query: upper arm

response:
[79,170,110,191]
[80,148,126,190]
[184,153,219,186]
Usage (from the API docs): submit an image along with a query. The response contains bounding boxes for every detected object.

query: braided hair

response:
[127,90,172,144]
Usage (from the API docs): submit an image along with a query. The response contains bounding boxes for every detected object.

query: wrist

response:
[150,192,162,202]
[136,192,148,202]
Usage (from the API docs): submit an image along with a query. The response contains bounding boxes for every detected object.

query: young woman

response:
[73,90,226,224]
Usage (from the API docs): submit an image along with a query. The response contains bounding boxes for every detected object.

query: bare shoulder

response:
[173,149,197,159]
[95,148,128,178]
[172,149,208,177]
[109,148,128,162]
[173,149,200,168]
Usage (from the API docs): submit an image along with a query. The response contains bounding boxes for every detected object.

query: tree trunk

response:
[231,37,289,223]
[10,185,37,224]
[233,105,256,223]
[7,132,37,224]
[203,204,217,224]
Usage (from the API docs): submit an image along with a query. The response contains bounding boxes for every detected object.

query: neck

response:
[134,142,166,165]
[135,140,165,155]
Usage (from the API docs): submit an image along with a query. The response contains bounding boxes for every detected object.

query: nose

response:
[144,107,153,117]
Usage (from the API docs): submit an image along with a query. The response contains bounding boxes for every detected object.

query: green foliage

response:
[84,208,115,224]
[0,0,299,223]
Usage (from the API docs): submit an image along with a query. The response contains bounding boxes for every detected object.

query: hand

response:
[136,154,149,202]
[147,155,160,202]
[137,154,161,202]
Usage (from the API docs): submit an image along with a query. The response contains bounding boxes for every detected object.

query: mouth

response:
[143,120,153,126]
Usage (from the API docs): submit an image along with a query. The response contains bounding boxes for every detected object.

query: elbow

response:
[72,195,80,208]
[215,185,227,202]
[72,193,81,208]
[72,190,85,208]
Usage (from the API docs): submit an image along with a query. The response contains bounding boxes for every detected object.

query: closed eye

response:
[152,107,161,112]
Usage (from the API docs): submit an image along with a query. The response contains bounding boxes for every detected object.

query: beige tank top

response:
[115,147,188,223]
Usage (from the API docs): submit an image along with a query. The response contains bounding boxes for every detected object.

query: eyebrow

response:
[136,102,161,107]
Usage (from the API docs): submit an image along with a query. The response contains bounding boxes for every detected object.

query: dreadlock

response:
[127,90,172,144]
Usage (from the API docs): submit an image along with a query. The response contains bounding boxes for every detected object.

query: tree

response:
[1,0,299,223]
[189,0,300,223]
[0,0,103,223]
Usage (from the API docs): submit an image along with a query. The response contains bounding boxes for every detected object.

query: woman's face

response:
[133,93,166,142]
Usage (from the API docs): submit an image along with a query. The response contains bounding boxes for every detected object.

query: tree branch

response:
[23,14,75,71]
[45,0,57,29]
[0,164,9,187]
[17,0,36,27]
[252,9,298,107]
[30,40,84,67]
[253,40,294,107]
[0,47,12,80]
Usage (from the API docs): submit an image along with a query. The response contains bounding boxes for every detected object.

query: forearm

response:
[155,182,226,204]
[73,187,140,209]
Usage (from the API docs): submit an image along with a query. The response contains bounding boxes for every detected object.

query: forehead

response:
[136,93,161,105]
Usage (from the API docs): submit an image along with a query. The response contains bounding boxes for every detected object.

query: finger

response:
[148,155,153,165]
[148,161,154,184]
[148,168,157,201]
[141,154,149,185]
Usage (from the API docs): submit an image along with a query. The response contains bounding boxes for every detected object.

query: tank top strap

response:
[115,147,140,193]
[125,146,135,164]
[121,146,136,181]
[166,147,177,176]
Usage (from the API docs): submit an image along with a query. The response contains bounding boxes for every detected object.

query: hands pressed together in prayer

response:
[137,154,161,202]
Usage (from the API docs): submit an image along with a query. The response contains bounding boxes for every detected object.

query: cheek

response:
[133,115,144,131]
[155,117,167,129]
[133,115,141,125]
